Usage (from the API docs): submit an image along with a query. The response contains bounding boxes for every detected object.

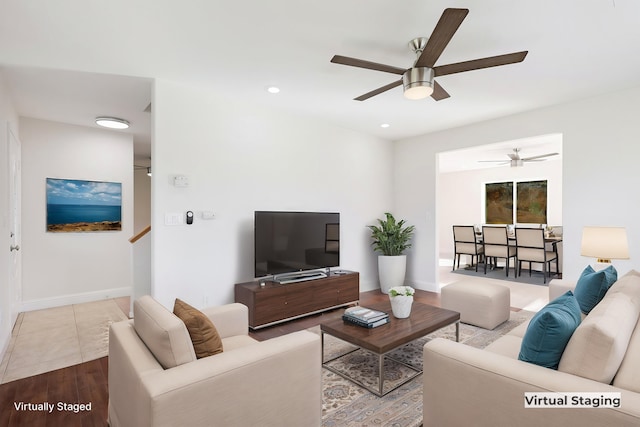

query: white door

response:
[8,126,21,320]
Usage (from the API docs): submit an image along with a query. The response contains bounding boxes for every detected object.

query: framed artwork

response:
[46,178,122,232]
[517,180,548,224]
[485,182,513,224]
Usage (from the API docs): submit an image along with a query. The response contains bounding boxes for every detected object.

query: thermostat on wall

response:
[173,175,189,187]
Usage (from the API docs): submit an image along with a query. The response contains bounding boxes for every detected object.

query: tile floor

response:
[0,297,129,384]
[0,267,547,385]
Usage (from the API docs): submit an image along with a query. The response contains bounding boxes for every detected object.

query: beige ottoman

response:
[441,281,510,330]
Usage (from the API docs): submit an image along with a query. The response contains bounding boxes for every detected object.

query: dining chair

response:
[452,225,484,272]
[514,227,558,284]
[482,226,517,277]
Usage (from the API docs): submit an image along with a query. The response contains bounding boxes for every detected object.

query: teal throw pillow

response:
[518,291,581,370]
[573,265,617,314]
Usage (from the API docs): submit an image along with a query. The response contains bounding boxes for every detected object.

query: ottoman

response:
[441,281,510,329]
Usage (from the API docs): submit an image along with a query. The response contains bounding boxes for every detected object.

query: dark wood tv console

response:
[234,270,359,330]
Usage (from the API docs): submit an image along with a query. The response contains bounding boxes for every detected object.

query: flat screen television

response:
[254,211,340,278]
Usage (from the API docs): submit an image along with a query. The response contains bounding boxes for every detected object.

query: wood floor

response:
[0,289,440,426]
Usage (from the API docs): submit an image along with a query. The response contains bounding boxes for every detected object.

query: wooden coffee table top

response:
[320,300,460,354]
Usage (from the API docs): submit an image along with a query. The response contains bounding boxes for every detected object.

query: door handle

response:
[10,245,20,251]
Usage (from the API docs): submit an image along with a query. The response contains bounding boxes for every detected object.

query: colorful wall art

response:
[46,178,122,232]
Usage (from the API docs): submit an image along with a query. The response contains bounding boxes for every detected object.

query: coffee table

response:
[321,300,460,396]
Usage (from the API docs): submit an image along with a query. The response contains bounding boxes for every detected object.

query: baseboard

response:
[19,287,132,313]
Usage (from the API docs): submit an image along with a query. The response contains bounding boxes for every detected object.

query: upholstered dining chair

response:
[514,227,558,284]
[452,225,484,272]
[482,226,517,277]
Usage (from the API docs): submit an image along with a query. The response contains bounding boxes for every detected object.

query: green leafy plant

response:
[367,212,415,256]
[389,286,415,297]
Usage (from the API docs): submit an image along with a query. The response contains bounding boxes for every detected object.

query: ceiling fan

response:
[330,8,528,101]
[479,148,559,168]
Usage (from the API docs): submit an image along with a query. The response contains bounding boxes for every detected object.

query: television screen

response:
[254,211,340,277]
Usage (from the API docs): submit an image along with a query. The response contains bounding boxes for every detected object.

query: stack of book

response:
[342,307,389,328]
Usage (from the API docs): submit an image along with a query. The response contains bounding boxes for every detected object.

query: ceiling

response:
[1,1,639,163]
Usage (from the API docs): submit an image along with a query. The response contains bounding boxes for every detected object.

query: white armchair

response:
[108,296,321,427]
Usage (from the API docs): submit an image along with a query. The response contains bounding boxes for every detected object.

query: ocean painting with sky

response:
[46,178,122,232]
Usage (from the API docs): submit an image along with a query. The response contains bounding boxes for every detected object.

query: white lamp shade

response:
[580,226,629,261]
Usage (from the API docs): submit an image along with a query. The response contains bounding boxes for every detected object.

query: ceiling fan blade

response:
[522,152,559,161]
[434,51,528,77]
[415,8,469,68]
[431,81,450,101]
[354,80,403,101]
[331,55,406,75]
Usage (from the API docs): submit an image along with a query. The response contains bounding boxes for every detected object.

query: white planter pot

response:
[378,255,407,294]
[390,295,413,318]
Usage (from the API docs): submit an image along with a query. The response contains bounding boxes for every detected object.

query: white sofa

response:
[423,270,640,426]
[108,296,322,427]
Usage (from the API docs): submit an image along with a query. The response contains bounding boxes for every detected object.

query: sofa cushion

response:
[174,298,223,358]
[559,290,640,384]
[518,291,581,369]
[573,264,617,314]
[613,319,640,392]
[607,269,640,299]
[133,296,196,369]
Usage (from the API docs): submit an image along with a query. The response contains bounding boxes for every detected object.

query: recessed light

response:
[95,117,130,129]
[267,86,280,94]
[380,123,390,128]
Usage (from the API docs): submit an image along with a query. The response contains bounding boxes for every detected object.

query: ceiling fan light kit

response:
[330,8,527,102]
[403,67,434,99]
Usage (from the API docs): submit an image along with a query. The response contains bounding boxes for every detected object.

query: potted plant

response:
[388,286,415,318]
[368,213,416,294]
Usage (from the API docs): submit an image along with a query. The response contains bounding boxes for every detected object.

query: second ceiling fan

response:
[331,8,528,101]
[479,148,559,168]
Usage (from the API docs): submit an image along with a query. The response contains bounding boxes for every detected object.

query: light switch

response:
[165,213,183,226]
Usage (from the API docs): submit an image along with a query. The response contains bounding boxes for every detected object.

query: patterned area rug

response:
[316,310,534,427]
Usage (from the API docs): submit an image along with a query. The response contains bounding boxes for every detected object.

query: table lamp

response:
[580,226,629,264]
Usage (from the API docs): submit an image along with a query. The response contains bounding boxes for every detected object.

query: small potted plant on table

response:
[389,286,415,318]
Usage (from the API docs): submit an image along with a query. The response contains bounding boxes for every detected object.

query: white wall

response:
[0,69,20,358]
[20,118,133,310]
[438,158,563,259]
[152,79,394,309]
[395,86,640,291]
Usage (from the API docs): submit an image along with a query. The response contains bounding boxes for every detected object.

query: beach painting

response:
[46,178,122,232]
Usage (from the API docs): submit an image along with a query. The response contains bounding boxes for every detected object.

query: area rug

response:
[315,310,534,427]
[452,265,559,287]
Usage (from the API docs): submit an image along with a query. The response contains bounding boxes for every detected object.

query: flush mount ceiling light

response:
[95,117,130,129]
[380,123,390,128]
[267,86,280,94]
